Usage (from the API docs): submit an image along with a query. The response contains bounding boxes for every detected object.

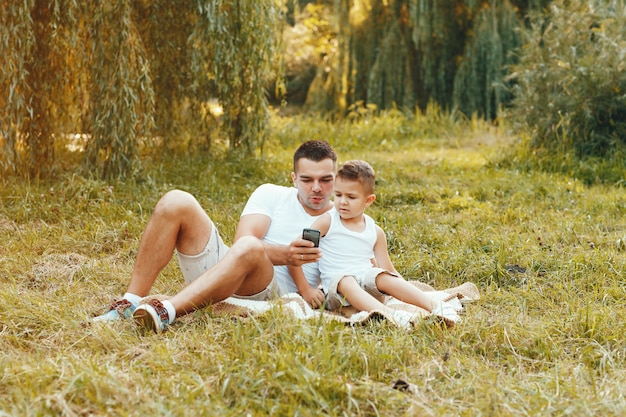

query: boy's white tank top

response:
[319,210,377,292]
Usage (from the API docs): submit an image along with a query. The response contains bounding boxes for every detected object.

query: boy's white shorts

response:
[324,267,395,310]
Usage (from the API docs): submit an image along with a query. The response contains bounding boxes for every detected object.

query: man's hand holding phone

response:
[302,228,320,247]
[289,228,321,266]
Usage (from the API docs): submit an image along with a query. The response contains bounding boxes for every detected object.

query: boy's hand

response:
[301,286,325,309]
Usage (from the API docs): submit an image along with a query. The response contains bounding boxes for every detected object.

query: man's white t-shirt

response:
[240,183,333,294]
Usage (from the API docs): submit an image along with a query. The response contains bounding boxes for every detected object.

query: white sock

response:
[123,292,142,307]
[162,300,177,324]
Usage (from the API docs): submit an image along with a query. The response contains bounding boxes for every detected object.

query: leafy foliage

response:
[191,0,282,153]
[134,0,205,149]
[0,0,281,179]
[506,0,626,158]
[306,0,543,118]
[453,1,522,119]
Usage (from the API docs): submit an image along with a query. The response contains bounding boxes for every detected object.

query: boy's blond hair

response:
[337,160,375,194]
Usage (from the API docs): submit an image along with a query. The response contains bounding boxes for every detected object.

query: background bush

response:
[506,0,626,163]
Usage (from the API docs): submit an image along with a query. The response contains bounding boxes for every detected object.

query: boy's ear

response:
[365,194,376,205]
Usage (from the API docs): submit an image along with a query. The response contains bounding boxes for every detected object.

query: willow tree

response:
[134,0,209,149]
[0,0,153,179]
[0,0,81,177]
[1,0,281,179]
[191,0,282,153]
[411,0,470,111]
[306,0,547,119]
[0,1,35,175]
[85,1,154,179]
[359,0,416,111]
[307,0,473,115]
[453,1,522,119]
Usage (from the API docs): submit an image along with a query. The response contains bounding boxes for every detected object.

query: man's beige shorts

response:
[325,267,396,310]
[176,220,279,301]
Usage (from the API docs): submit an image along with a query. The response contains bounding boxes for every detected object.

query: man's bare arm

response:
[235,213,320,266]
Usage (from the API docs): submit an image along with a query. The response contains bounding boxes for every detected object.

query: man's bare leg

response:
[93,190,215,322]
[132,236,276,332]
[168,236,275,316]
[127,190,213,297]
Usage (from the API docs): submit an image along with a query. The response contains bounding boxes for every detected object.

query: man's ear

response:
[291,172,297,185]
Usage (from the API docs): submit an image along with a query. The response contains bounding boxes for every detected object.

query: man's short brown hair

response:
[293,140,337,171]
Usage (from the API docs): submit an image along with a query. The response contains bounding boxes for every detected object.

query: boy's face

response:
[333,176,375,220]
[292,157,336,215]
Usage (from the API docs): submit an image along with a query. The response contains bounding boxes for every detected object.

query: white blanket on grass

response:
[208,281,480,328]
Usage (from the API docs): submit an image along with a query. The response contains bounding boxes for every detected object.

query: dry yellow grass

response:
[1,112,625,415]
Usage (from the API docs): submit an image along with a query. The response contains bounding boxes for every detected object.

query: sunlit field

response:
[1,112,625,415]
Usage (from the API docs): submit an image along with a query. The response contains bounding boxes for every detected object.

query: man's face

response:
[291,157,336,215]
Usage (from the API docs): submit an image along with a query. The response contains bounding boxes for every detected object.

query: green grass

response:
[1,112,626,415]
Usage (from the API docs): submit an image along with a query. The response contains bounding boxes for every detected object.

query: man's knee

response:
[154,190,200,219]
[229,236,266,262]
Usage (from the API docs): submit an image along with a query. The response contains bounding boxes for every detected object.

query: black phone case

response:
[302,228,320,247]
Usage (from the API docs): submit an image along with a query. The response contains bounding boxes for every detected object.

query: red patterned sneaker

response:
[93,299,136,322]
[133,298,170,333]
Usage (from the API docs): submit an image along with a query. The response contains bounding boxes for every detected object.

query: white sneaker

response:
[431,301,462,324]
[390,310,416,328]
[430,291,464,312]
[442,297,463,312]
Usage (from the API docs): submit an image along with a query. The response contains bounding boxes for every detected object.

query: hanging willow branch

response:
[452,0,522,119]
[191,0,281,153]
[85,0,154,179]
[135,0,203,149]
[1,0,84,177]
[0,0,36,175]
[410,0,469,110]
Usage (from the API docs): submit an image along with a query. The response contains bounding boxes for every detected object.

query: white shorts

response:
[176,220,230,285]
[176,220,279,301]
[325,267,393,311]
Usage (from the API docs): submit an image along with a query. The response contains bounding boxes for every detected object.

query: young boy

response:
[288,160,461,327]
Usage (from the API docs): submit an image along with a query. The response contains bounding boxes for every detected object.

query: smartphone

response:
[302,228,321,247]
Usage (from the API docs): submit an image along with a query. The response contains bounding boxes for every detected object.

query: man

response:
[94,140,337,332]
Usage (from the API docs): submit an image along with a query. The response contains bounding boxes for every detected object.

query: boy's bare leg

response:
[337,277,388,312]
[375,273,438,311]
[337,276,417,328]
[168,236,276,316]
[127,190,214,297]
